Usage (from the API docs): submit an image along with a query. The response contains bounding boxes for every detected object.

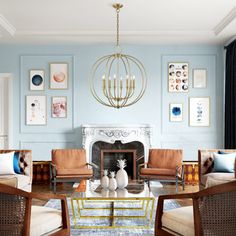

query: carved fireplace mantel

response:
[82,124,153,163]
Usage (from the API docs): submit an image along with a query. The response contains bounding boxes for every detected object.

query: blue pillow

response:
[13,152,22,174]
[213,153,236,173]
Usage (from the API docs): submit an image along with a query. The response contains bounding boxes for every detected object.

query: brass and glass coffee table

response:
[71,179,155,229]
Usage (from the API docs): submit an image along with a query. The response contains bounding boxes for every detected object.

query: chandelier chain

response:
[116,7,120,47]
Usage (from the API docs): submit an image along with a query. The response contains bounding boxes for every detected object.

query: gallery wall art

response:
[50,63,68,89]
[30,70,44,91]
[189,97,210,126]
[169,103,183,122]
[26,95,47,125]
[52,96,67,118]
[168,62,188,92]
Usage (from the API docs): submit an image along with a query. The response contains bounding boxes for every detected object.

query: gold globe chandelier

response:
[89,3,147,109]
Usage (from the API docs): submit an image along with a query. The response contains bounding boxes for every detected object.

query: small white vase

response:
[101,170,109,189]
[109,172,117,191]
[116,159,128,189]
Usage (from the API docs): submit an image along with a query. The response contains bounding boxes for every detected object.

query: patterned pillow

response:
[13,151,30,176]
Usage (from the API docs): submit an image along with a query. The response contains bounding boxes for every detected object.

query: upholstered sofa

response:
[0,150,32,192]
[198,149,236,189]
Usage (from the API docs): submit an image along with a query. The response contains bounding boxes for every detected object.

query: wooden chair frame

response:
[0,183,70,236]
[155,181,236,236]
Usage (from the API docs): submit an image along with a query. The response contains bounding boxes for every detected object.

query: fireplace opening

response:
[92,140,144,179]
[101,149,136,179]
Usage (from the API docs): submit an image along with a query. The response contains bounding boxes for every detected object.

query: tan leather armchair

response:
[50,149,97,193]
[139,149,184,192]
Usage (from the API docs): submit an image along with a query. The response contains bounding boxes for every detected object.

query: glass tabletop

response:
[71,179,154,199]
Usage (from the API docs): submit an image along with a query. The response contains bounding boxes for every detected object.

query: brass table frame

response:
[71,197,155,229]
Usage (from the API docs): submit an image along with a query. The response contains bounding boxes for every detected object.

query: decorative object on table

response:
[116,159,128,189]
[117,188,128,197]
[108,171,117,191]
[26,95,46,125]
[51,96,67,118]
[50,63,68,89]
[29,69,44,91]
[101,169,109,189]
[168,62,189,92]
[169,103,183,122]
[88,3,147,109]
[193,69,207,88]
[189,97,210,126]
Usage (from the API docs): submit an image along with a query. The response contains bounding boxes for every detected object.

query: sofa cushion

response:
[148,149,182,169]
[52,149,87,169]
[140,168,176,176]
[213,153,236,173]
[30,205,62,236]
[0,152,15,175]
[57,167,93,176]
[0,176,17,187]
[201,172,235,186]
[0,174,31,189]
[162,206,194,236]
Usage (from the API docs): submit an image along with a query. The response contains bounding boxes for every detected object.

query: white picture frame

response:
[29,70,45,91]
[189,97,210,127]
[50,63,68,90]
[26,95,47,125]
[168,62,189,92]
[193,69,207,88]
[169,103,183,122]
[52,96,67,118]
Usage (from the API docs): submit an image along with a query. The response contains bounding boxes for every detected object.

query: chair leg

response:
[175,178,178,193]
[53,179,56,194]
[182,179,185,191]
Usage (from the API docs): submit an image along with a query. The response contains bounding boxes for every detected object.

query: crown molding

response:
[16,30,213,37]
[0,14,16,36]
[214,6,236,36]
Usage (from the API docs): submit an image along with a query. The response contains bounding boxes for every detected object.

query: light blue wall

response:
[0,44,224,161]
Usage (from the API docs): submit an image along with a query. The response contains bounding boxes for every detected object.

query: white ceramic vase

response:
[116,160,128,189]
[109,171,117,191]
[101,169,109,189]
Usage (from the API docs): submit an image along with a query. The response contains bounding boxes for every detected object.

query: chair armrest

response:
[176,164,184,178]
[86,162,99,169]
[138,162,148,168]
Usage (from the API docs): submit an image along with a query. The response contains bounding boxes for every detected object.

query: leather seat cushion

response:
[140,168,176,176]
[57,168,92,176]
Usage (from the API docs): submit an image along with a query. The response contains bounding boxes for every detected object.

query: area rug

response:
[45,198,180,236]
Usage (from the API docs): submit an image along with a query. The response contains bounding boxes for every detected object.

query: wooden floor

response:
[32,182,199,206]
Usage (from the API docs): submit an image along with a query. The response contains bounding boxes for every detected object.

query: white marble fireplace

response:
[82,124,153,164]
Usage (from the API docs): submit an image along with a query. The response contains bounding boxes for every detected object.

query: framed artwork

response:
[26,95,46,125]
[29,70,44,91]
[168,62,189,92]
[189,97,210,127]
[50,63,68,89]
[193,69,207,88]
[52,96,67,118]
[169,103,183,122]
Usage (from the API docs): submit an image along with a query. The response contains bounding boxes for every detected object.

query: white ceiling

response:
[0,0,236,45]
